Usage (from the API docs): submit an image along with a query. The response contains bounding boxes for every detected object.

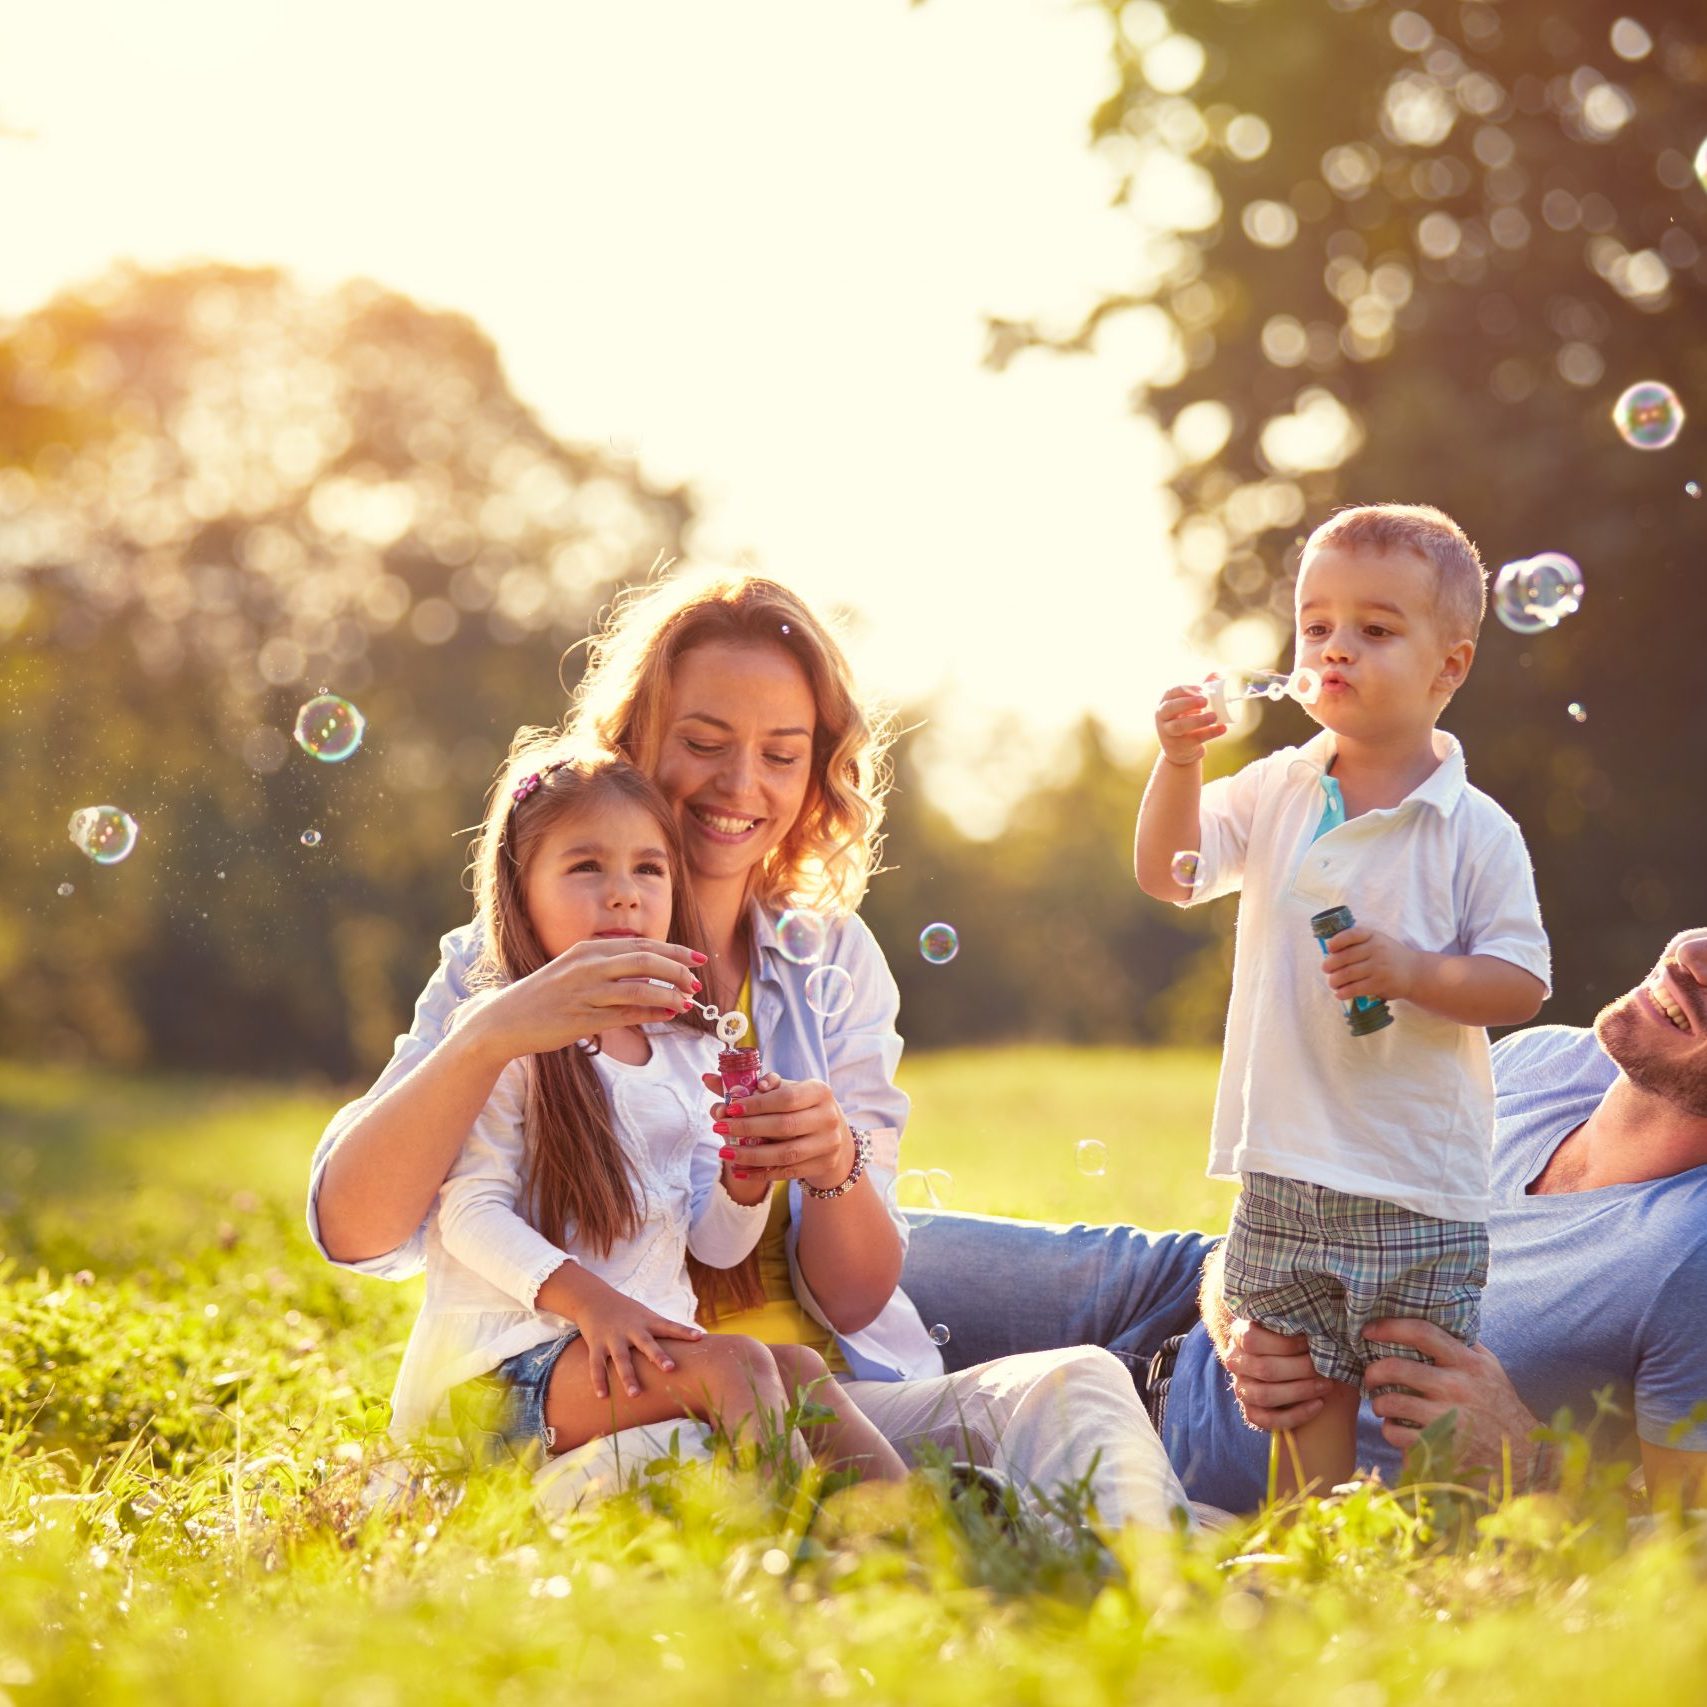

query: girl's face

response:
[521,795,675,962]
[653,641,818,889]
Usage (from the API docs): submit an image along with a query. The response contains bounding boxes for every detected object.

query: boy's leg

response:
[1275,1380,1360,1498]
[544,1333,808,1466]
[767,1344,908,1481]
[899,1210,1221,1384]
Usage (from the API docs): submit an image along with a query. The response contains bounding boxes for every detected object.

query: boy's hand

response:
[1155,683,1227,766]
[1319,926,1419,1003]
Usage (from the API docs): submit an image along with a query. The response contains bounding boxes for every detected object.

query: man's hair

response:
[1301,503,1487,643]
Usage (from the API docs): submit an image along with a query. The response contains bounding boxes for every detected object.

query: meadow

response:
[3,1047,1705,1705]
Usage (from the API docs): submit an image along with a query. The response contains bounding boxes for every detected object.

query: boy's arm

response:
[1134,684,1224,900]
[1319,932,1547,1026]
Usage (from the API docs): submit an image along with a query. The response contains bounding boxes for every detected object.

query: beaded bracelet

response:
[803,1130,872,1200]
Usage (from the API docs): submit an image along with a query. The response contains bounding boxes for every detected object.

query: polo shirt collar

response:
[1293,727,1467,816]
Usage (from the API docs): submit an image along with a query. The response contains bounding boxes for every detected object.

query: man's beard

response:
[1595,994,1707,1119]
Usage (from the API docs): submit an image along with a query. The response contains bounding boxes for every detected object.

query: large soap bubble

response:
[1612,381,1685,451]
[804,964,854,1018]
[68,806,139,865]
[918,922,959,965]
[776,909,828,966]
[1493,553,1583,633]
[293,693,367,763]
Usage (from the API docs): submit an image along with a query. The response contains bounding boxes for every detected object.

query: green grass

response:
[2,1053,1704,1705]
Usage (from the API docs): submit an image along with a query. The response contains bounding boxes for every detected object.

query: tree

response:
[0,265,691,1072]
[1003,1,1707,1016]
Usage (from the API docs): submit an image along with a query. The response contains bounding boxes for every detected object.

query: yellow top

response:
[697,973,846,1373]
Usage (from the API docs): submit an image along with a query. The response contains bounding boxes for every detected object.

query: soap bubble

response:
[1493,554,1583,633]
[1076,1139,1108,1177]
[1568,702,1588,723]
[293,693,366,763]
[56,882,74,897]
[1688,482,1701,499]
[300,828,323,847]
[68,806,138,865]
[776,909,828,966]
[1170,850,1204,889]
[919,922,959,965]
[804,964,854,1018]
[890,1168,953,1215]
[1612,381,1685,450]
[928,1323,951,1347]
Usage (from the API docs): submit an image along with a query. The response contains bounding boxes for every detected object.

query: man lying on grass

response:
[901,927,1707,1512]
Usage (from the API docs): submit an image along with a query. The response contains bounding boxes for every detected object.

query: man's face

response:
[1594,929,1707,1117]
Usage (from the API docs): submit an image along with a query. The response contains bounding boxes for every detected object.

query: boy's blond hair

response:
[1301,503,1486,644]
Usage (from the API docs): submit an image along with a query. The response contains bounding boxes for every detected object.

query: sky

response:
[1,0,1236,832]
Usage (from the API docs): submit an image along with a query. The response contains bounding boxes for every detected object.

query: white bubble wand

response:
[1202,666,1323,725]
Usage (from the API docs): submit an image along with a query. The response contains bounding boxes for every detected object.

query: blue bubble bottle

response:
[1310,904,1394,1036]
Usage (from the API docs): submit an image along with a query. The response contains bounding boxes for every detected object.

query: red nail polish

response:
[733,1169,749,1180]
[726,1102,745,1117]
[718,1146,736,1159]
[691,979,702,992]
[713,1121,729,1135]
[691,950,709,964]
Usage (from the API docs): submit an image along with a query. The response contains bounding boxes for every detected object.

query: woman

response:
[309,569,1190,1531]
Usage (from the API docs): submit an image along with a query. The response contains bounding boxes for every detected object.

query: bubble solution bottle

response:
[1310,905,1394,1037]
[718,1046,765,1105]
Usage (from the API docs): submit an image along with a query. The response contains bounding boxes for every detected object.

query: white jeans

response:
[525,1346,1193,1530]
[844,1346,1194,1533]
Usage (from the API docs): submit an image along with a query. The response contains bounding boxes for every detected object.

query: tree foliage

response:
[0,265,690,1072]
[1006,0,1707,1012]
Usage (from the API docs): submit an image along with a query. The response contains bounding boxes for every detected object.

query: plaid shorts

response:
[1221,1172,1488,1389]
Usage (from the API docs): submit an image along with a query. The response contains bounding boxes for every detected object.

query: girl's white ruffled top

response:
[388,1023,768,1441]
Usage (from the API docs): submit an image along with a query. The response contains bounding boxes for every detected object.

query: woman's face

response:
[653,640,818,890]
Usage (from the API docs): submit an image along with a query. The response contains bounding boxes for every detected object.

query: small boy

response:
[1134,503,1551,1495]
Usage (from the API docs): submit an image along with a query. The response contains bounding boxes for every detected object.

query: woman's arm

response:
[312,932,709,1266]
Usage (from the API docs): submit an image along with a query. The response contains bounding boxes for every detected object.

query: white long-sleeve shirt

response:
[389,1022,768,1440]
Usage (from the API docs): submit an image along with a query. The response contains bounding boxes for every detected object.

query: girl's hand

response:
[1318,926,1419,1004]
[457,937,708,1063]
[573,1288,707,1401]
[701,1071,858,1192]
[1155,683,1226,767]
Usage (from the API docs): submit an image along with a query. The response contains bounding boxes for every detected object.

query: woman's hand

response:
[702,1071,857,1192]
[458,937,708,1063]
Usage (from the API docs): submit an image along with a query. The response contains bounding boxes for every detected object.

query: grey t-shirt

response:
[1166,1025,1707,1511]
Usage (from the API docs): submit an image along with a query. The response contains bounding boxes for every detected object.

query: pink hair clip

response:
[510,759,567,807]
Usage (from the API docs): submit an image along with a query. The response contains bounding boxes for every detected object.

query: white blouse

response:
[389,1022,769,1441]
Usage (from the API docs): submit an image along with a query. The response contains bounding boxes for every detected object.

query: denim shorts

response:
[448,1332,581,1468]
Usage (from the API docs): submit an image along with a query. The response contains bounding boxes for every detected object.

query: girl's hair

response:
[564,567,895,916]
[468,731,711,1260]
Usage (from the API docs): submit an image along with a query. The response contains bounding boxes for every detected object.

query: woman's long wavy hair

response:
[564,568,896,917]
[469,734,711,1260]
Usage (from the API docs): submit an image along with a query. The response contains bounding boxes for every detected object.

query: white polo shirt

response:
[1182,729,1551,1222]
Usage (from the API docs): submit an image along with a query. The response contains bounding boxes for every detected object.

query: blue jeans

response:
[899,1210,1220,1389]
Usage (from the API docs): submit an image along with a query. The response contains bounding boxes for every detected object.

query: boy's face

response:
[1293,544,1472,745]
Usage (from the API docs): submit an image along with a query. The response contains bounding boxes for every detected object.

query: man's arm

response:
[1200,1240,1332,1430]
[1638,1441,1707,1511]
[1361,1318,1554,1488]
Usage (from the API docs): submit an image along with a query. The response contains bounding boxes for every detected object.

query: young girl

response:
[388,736,907,1481]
